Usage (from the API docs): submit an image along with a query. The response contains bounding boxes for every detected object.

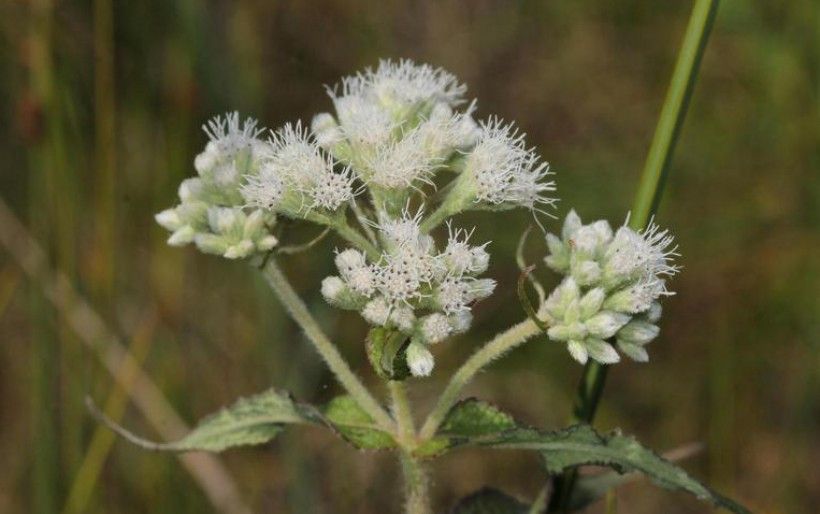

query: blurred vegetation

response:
[0,1,817,513]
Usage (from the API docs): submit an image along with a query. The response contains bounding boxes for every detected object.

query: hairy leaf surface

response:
[323,395,396,450]
[479,425,750,514]
[90,388,316,452]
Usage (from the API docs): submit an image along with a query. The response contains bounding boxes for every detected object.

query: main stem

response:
[551,0,719,510]
[400,454,432,514]
[389,381,416,445]
[389,381,431,514]
[420,318,541,439]
[260,258,394,430]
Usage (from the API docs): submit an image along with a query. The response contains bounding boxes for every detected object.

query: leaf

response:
[366,327,411,380]
[415,399,517,457]
[440,398,518,437]
[567,441,704,511]
[476,425,750,514]
[322,395,396,450]
[87,389,316,452]
[450,487,529,514]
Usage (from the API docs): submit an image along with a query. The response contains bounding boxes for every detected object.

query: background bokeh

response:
[0,1,817,513]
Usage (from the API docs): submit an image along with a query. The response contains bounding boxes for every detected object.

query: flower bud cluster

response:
[155,113,279,258]
[321,211,495,376]
[542,210,678,364]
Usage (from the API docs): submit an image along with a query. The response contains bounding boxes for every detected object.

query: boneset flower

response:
[543,210,678,364]
[158,60,557,378]
[311,60,482,215]
[155,112,278,259]
[322,209,495,376]
[241,122,355,222]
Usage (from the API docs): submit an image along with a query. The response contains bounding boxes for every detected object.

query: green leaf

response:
[366,327,411,380]
[450,487,528,514]
[415,399,518,458]
[477,425,750,514]
[88,389,315,453]
[322,395,396,450]
[440,398,517,437]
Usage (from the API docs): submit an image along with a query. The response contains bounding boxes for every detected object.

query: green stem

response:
[389,381,416,445]
[551,0,720,511]
[260,259,394,430]
[333,218,381,260]
[400,453,432,514]
[419,202,453,233]
[420,318,541,439]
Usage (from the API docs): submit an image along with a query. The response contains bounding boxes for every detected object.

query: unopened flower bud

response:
[406,341,434,377]
[616,320,660,346]
[585,311,631,339]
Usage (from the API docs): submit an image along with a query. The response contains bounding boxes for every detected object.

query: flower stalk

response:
[420,318,542,439]
[260,258,394,430]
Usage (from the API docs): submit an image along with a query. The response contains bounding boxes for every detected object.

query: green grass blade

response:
[553,1,721,511]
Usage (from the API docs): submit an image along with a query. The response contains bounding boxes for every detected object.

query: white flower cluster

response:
[311,59,554,217]
[156,60,559,380]
[321,211,495,377]
[312,60,478,210]
[155,112,279,259]
[542,210,678,364]
[449,117,555,212]
[240,122,355,222]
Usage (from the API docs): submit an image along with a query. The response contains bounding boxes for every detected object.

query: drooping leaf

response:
[322,395,396,450]
[415,399,518,457]
[88,389,316,452]
[450,487,529,514]
[476,425,749,514]
[366,327,411,380]
[567,441,704,511]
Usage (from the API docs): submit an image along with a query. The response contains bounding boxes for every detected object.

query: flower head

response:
[439,117,556,217]
[542,211,680,363]
[334,59,467,113]
[155,113,277,258]
[241,122,354,217]
[321,208,495,376]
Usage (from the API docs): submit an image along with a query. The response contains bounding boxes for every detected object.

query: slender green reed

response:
[549,0,721,510]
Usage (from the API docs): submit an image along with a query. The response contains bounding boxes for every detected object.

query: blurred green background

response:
[0,1,817,513]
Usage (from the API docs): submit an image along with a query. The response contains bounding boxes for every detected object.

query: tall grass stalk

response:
[550,0,720,510]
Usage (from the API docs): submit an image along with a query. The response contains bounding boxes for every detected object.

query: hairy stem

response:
[260,259,394,430]
[400,453,432,514]
[389,381,416,445]
[551,0,720,510]
[333,218,381,260]
[420,318,541,439]
[419,202,453,233]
